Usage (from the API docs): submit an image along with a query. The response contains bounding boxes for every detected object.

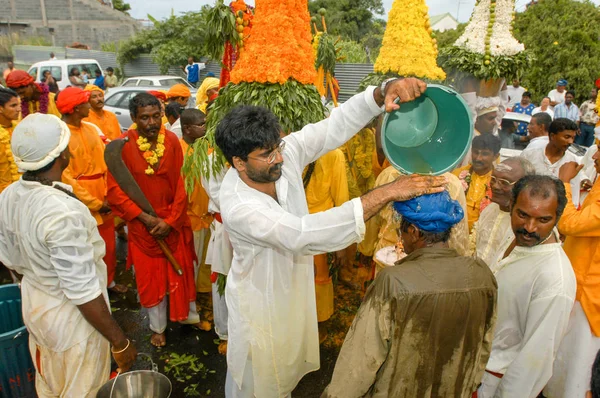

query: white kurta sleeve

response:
[494,294,574,398]
[226,197,366,254]
[284,86,383,169]
[44,210,103,306]
[201,153,227,210]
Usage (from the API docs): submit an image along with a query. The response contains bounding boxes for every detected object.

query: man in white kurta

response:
[477,175,576,398]
[472,157,535,271]
[0,114,136,397]
[216,79,445,397]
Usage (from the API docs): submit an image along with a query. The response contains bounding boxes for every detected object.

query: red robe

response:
[106,128,196,321]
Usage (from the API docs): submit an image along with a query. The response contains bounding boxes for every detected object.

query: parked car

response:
[28,59,103,91]
[121,75,195,90]
[104,86,197,130]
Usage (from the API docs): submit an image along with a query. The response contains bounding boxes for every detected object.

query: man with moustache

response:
[215,78,448,397]
[524,112,552,152]
[472,157,536,272]
[83,84,122,140]
[106,93,202,347]
[477,175,576,398]
[544,156,600,397]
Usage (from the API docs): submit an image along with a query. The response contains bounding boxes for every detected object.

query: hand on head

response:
[388,174,448,202]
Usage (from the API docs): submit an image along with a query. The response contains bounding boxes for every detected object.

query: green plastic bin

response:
[0,284,36,397]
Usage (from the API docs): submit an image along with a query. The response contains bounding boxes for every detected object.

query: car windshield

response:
[159,78,191,88]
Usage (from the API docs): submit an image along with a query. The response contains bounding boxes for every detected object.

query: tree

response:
[308,0,386,42]
[112,0,131,14]
[513,0,600,103]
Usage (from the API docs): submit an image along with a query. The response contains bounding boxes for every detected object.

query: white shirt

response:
[486,236,576,397]
[0,180,108,352]
[507,85,526,107]
[165,118,182,139]
[220,86,382,396]
[524,135,549,152]
[579,144,598,205]
[521,146,585,205]
[531,107,554,119]
[474,203,513,272]
[548,89,566,109]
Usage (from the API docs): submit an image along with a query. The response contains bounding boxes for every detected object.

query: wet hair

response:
[531,112,552,132]
[511,175,567,220]
[215,105,281,165]
[472,133,501,155]
[180,109,205,127]
[399,217,452,244]
[522,91,532,98]
[164,102,183,119]
[129,92,161,118]
[501,119,516,132]
[502,156,536,177]
[592,349,600,398]
[566,90,575,97]
[549,118,578,136]
[0,87,18,107]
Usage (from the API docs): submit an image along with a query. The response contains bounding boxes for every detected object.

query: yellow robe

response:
[84,109,122,140]
[452,165,492,231]
[0,125,20,194]
[340,127,376,199]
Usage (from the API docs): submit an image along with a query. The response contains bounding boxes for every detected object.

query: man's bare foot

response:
[109,284,128,294]
[218,340,228,355]
[151,332,166,347]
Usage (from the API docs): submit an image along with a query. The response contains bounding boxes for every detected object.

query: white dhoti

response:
[206,221,232,340]
[225,357,291,398]
[148,296,200,334]
[477,371,503,397]
[30,330,110,398]
[212,282,228,340]
[544,301,600,398]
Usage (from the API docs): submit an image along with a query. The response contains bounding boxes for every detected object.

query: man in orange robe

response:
[5,70,61,118]
[106,92,201,347]
[83,84,122,140]
[56,87,124,293]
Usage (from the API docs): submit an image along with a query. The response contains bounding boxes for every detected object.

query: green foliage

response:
[438,45,534,80]
[308,0,386,42]
[183,80,325,186]
[117,10,210,74]
[513,0,600,103]
[435,23,466,52]
[204,0,240,63]
[337,40,367,63]
[315,33,338,73]
[113,0,131,14]
[160,352,209,384]
[357,72,399,92]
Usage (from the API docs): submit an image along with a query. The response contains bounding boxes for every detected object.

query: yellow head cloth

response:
[195,77,220,108]
[84,84,104,93]
[167,84,191,99]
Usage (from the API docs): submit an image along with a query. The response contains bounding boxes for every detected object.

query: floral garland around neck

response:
[458,167,492,212]
[21,83,49,118]
[0,126,20,182]
[137,131,165,175]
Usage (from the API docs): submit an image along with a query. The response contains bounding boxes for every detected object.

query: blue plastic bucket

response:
[0,284,36,397]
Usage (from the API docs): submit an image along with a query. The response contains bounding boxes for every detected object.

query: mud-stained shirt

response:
[322,248,498,398]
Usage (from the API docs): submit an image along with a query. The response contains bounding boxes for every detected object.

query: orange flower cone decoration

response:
[230,0,317,85]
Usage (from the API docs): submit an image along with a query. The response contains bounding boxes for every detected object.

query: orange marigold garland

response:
[230,0,316,85]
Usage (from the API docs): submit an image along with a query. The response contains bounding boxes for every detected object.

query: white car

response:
[121,75,195,91]
[28,59,104,91]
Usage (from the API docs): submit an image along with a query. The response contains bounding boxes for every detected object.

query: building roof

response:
[429,13,458,26]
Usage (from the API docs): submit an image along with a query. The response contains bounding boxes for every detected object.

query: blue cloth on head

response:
[557,79,568,86]
[206,72,216,77]
[393,191,464,233]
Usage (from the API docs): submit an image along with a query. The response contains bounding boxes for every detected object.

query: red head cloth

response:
[56,87,91,115]
[595,78,600,90]
[148,90,167,102]
[208,92,219,102]
[6,70,35,89]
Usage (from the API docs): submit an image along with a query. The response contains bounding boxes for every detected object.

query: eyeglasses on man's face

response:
[490,175,517,188]
[247,141,286,165]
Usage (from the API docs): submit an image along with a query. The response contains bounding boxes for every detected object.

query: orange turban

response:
[148,90,167,102]
[56,87,91,114]
[167,84,191,99]
[84,84,103,93]
[6,70,34,89]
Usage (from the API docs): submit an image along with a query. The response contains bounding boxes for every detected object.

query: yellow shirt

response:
[304,149,349,214]
[26,92,61,118]
[452,165,492,231]
[180,139,212,231]
[84,109,122,140]
[0,126,19,194]
[340,127,376,199]
[61,122,108,225]
[560,182,600,336]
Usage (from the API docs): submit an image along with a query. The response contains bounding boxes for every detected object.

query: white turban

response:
[11,114,71,172]
[477,106,499,117]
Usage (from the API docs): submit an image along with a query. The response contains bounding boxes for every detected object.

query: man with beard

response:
[5,70,61,118]
[477,175,576,398]
[215,78,448,397]
[523,118,584,204]
[106,93,203,347]
[453,134,501,231]
[323,191,497,398]
[83,84,122,140]
[57,87,124,294]
[472,157,535,272]
[544,157,600,397]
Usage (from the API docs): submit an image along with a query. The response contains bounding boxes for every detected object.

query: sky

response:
[127,0,600,23]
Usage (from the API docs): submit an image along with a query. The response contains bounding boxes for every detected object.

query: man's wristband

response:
[111,339,130,354]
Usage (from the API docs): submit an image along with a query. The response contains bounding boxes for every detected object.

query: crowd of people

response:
[0,61,599,398]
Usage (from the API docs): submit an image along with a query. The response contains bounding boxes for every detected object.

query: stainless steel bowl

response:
[96,370,172,398]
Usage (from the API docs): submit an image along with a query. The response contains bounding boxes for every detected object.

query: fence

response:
[12,45,374,99]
